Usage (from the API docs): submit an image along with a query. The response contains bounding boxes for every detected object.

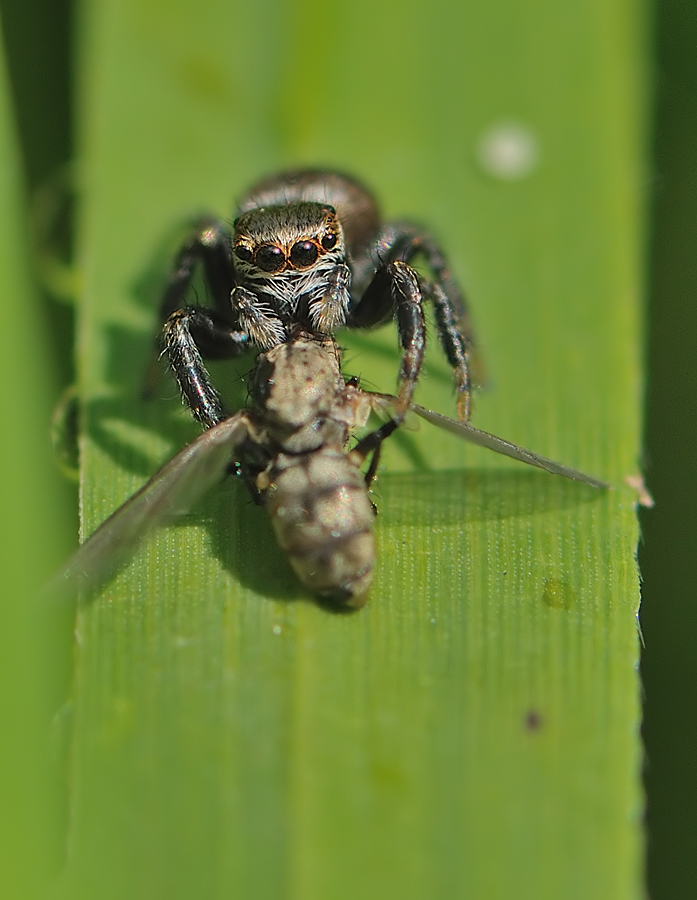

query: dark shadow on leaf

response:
[376,468,606,527]
[84,322,257,479]
[199,481,306,603]
[153,466,607,607]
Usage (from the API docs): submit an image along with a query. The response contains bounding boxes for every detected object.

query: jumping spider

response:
[157,169,474,432]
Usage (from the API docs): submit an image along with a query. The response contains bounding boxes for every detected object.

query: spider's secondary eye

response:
[290,241,319,268]
[321,232,337,250]
[255,244,285,272]
[234,244,253,262]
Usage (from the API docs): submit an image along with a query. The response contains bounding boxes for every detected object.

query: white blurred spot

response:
[476,122,539,180]
[272,624,282,636]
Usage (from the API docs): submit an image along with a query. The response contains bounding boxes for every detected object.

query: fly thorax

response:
[251,338,347,452]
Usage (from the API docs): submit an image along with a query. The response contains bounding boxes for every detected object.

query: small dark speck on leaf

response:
[525,710,543,731]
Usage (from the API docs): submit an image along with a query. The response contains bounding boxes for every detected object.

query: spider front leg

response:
[162,306,249,429]
[390,261,428,417]
[346,258,427,421]
[143,217,240,398]
[349,223,476,422]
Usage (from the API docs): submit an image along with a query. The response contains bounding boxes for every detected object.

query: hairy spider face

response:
[231,200,350,329]
[232,202,345,279]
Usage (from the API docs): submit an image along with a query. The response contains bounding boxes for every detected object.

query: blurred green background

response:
[0,0,693,897]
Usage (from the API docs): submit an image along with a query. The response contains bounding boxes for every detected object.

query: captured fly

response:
[55,171,607,608]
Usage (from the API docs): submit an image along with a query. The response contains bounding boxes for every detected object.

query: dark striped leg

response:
[144,218,238,397]
[349,223,476,422]
[347,258,426,419]
[425,279,472,421]
[162,307,249,429]
[391,227,474,421]
[391,260,427,417]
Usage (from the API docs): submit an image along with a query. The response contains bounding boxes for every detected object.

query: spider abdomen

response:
[264,448,375,607]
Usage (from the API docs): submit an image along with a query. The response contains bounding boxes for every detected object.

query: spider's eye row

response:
[235,230,336,274]
[255,244,286,272]
[290,240,319,268]
[234,244,253,263]
[321,232,337,250]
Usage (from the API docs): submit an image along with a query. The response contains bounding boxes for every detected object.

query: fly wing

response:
[410,404,609,488]
[48,414,251,601]
[366,392,608,489]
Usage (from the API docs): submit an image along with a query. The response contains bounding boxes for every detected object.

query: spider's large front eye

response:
[234,244,253,263]
[255,244,285,272]
[290,240,319,268]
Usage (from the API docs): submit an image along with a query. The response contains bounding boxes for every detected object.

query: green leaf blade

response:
[62,0,647,897]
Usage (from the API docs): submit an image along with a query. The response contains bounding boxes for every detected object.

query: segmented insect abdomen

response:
[265,448,375,607]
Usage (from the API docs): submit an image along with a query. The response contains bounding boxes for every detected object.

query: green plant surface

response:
[0,13,71,898]
[59,0,646,897]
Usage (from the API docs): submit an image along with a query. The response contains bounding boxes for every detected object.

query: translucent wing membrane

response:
[409,403,609,488]
[367,391,607,487]
[48,414,250,601]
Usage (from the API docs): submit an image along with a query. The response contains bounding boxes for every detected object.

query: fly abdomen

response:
[264,448,375,608]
